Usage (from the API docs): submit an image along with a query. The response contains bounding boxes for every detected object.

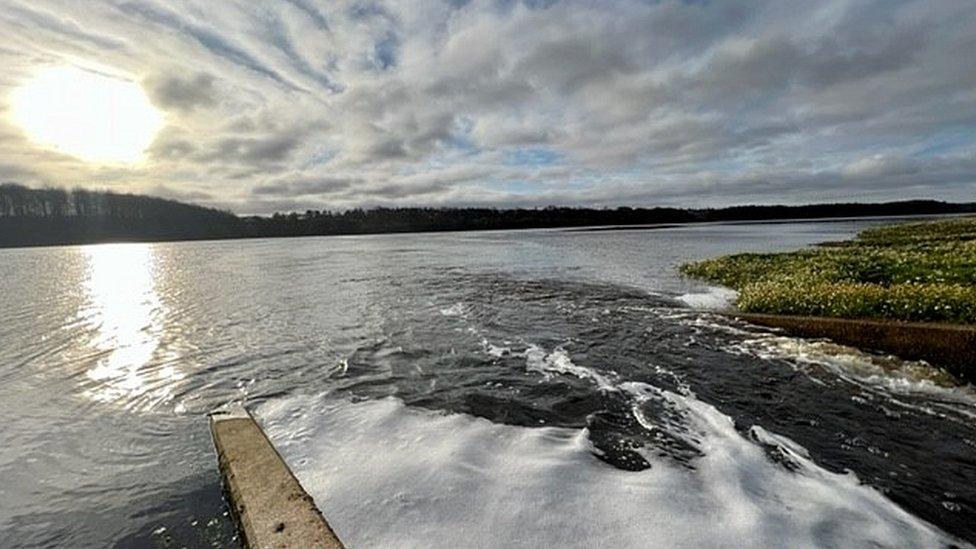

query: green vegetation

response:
[680,217,976,324]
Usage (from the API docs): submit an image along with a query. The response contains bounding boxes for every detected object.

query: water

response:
[1,219,974,547]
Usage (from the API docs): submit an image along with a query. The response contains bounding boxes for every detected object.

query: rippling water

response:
[1,219,974,548]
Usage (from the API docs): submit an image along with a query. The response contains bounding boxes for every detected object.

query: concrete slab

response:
[210,406,344,549]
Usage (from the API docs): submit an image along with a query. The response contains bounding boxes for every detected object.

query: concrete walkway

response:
[211,406,344,549]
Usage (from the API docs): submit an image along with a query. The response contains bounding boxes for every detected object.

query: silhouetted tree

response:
[1,182,974,248]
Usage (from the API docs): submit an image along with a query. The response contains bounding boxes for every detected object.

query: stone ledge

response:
[210,406,344,549]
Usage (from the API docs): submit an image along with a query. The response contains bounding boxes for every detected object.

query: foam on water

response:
[259,390,961,548]
[481,339,511,358]
[663,309,976,421]
[676,286,738,310]
[729,333,976,421]
[523,344,616,391]
[735,336,956,387]
[439,303,467,317]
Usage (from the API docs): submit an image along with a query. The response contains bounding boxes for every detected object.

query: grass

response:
[680,216,976,324]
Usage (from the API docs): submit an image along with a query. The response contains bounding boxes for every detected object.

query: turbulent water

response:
[1,219,974,548]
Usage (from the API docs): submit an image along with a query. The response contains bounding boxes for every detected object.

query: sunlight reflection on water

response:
[81,243,182,409]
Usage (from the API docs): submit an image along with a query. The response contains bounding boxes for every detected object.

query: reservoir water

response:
[1,219,974,547]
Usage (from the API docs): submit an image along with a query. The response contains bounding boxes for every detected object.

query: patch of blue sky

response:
[485,176,591,195]
[442,135,481,156]
[503,147,563,167]
[302,148,337,169]
[371,32,399,70]
[487,179,537,194]
[348,2,389,20]
[910,129,976,157]
[491,0,558,14]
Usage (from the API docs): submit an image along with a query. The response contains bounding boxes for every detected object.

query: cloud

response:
[146,183,214,202]
[145,72,218,112]
[207,135,302,164]
[252,175,359,196]
[0,0,973,213]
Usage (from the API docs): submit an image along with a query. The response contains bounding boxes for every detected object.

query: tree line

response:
[0,183,242,247]
[2,182,974,248]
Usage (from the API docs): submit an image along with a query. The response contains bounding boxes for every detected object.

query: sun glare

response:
[8,66,164,164]
[82,243,183,409]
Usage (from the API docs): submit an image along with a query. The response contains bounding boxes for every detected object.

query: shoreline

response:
[681,216,976,325]
[682,216,976,379]
[566,212,968,233]
[0,212,960,251]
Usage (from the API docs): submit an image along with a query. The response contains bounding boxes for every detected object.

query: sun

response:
[8,66,164,164]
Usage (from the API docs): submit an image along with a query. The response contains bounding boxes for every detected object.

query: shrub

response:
[680,216,976,324]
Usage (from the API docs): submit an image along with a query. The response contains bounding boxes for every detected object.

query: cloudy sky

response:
[1,0,974,213]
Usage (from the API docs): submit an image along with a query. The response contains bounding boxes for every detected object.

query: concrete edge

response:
[725,312,975,382]
[210,406,344,549]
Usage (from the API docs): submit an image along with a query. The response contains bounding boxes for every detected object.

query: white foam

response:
[662,311,976,421]
[523,345,616,391]
[481,339,511,358]
[676,286,738,310]
[730,334,976,421]
[258,390,961,549]
[439,303,466,317]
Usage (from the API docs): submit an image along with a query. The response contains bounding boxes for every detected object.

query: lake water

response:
[1,219,974,548]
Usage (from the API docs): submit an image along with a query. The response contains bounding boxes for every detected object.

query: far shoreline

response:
[564,212,967,233]
[4,184,975,249]
[0,212,964,252]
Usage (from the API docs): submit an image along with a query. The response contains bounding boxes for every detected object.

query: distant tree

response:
[1,182,974,248]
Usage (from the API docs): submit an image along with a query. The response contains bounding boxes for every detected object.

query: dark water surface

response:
[1,219,974,547]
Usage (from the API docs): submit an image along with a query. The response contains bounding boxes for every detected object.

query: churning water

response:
[1,219,974,548]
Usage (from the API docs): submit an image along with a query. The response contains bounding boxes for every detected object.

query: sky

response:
[0,0,974,214]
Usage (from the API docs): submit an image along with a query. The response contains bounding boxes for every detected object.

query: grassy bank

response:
[680,216,976,324]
